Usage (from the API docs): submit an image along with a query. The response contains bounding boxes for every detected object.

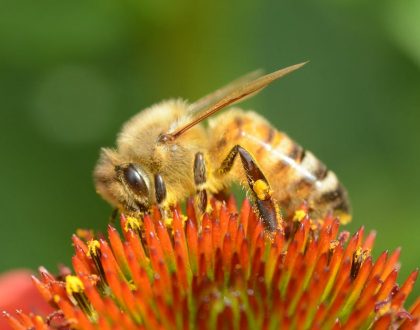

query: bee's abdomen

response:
[209,109,351,223]
[286,150,351,222]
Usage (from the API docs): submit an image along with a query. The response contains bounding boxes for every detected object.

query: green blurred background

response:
[1,0,419,302]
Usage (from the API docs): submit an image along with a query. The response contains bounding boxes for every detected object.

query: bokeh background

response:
[1,0,419,302]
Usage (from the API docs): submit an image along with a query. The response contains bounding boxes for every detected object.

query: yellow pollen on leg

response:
[253,179,272,200]
[335,211,352,225]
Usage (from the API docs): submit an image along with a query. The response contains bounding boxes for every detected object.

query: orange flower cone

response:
[4,197,420,329]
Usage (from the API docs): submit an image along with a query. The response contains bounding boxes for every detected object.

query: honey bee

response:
[94,62,351,231]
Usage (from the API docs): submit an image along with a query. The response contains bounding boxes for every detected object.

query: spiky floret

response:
[4,197,420,329]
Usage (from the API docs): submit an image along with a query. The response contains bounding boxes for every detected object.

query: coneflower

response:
[4,197,420,329]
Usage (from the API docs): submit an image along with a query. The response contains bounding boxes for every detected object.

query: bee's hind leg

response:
[217,145,280,232]
[194,152,209,215]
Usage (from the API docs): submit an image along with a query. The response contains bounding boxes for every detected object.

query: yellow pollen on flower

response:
[329,240,339,250]
[377,301,392,317]
[65,275,84,296]
[53,294,60,303]
[35,315,43,323]
[124,216,141,232]
[181,214,188,224]
[165,217,174,227]
[362,249,371,261]
[253,179,272,200]
[128,280,137,291]
[354,247,363,259]
[310,220,318,231]
[87,240,100,257]
[293,210,307,222]
[354,247,370,262]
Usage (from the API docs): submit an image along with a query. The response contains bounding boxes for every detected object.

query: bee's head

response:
[94,148,151,214]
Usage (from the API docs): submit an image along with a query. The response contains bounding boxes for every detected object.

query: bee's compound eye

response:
[123,164,148,196]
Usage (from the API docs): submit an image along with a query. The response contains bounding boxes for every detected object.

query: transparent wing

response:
[166,62,308,140]
[188,69,264,115]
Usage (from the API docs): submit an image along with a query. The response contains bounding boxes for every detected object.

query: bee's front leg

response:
[194,152,209,214]
[217,145,281,232]
[154,173,169,219]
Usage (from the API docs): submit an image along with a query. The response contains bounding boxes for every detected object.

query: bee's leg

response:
[194,152,209,214]
[109,208,119,224]
[217,145,280,232]
[154,173,169,219]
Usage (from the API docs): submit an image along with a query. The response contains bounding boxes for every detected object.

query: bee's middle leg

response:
[217,145,280,232]
[109,207,119,224]
[194,152,208,214]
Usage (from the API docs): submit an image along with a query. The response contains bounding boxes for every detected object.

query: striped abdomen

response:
[209,109,351,223]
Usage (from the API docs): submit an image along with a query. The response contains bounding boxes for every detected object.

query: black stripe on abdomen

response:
[317,184,350,213]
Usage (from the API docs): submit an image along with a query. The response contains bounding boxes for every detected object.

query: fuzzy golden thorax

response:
[94,99,208,215]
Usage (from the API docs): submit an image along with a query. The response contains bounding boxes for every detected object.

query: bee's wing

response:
[188,69,265,115]
[167,62,308,140]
